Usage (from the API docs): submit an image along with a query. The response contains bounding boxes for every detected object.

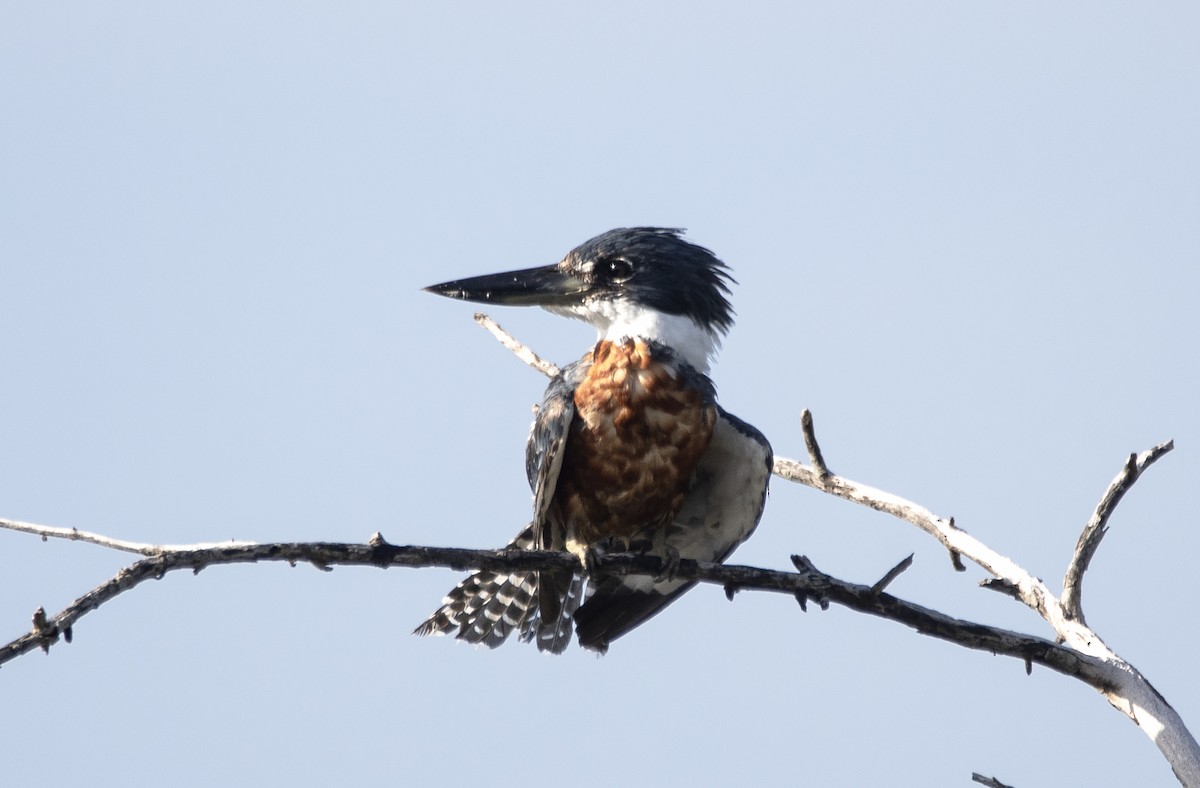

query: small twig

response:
[971,773,1015,788]
[1061,441,1174,623]
[980,578,1021,599]
[800,408,830,479]
[473,313,560,378]
[789,555,828,609]
[871,553,914,594]
[0,518,257,556]
[0,518,158,555]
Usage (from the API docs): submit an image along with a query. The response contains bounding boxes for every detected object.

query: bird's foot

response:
[581,544,603,575]
[581,537,630,576]
[655,545,682,582]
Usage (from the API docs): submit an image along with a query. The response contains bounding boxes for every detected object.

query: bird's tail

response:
[413,524,583,654]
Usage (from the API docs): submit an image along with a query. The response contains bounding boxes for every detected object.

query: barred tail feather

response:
[413,525,583,653]
[522,572,585,654]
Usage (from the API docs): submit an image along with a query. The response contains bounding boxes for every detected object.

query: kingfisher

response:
[414,227,773,654]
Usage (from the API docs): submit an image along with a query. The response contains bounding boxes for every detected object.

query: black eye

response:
[599,257,634,283]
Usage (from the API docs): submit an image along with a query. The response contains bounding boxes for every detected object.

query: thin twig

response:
[871,553,914,594]
[971,773,1015,788]
[980,578,1021,599]
[473,313,560,377]
[0,518,257,556]
[1061,441,1174,623]
[800,408,830,479]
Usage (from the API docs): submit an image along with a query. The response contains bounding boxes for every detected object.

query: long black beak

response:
[424,263,588,307]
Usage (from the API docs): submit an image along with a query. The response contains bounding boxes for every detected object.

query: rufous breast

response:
[554,339,716,544]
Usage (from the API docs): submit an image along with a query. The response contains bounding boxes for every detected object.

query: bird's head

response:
[425,227,735,371]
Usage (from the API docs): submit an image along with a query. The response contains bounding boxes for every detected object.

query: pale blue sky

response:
[2,3,1197,786]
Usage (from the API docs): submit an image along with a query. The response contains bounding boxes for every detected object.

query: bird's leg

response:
[581,543,604,575]
[578,536,631,576]
[656,544,682,582]
[569,537,607,576]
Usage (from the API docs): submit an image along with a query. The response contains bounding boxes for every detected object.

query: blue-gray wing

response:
[522,359,589,650]
[524,359,589,551]
[573,406,773,653]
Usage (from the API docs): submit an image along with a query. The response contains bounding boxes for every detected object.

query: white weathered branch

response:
[0,517,257,556]
[772,409,1192,785]
[473,313,561,377]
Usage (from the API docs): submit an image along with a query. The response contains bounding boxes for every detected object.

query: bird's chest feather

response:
[556,339,716,543]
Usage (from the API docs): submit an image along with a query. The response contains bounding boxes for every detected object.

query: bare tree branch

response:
[0,517,258,556]
[2,314,1195,785]
[772,439,1176,645]
[800,407,830,479]
[775,454,975,566]
[870,553,914,594]
[473,312,560,377]
[770,431,1193,783]
[0,522,1116,692]
[1062,442,1174,623]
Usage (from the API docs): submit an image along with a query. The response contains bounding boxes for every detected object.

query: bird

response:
[414,227,772,654]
